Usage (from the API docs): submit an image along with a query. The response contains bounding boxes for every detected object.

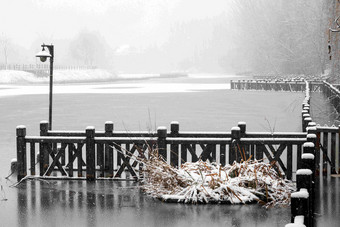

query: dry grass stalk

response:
[136,146,295,208]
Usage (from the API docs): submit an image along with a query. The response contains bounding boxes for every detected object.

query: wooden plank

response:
[315,132,321,175]
[229,143,236,164]
[86,128,96,181]
[323,132,328,175]
[297,144,302,170]
[114,153,137,178]
[77,143,83,177]
[96,143,104,177]
[250,144,255,160]
[187,144,198,162]
[68,143,73,177]
[45,143,67,176]
[199,143,211,162]
[181,144,187,164]
[60,143,65,166]
[25,136,86,143]
[286,144,293,180]
[39,143,44,176]
[30,142,35,175]
[268,144,287,172]
[170,142,179,167]
[331,132,337,174]
[220,144,226,166]
[210,144,216,162]
[109,143,118,178]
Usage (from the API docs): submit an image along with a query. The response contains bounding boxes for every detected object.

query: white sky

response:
[0,0,233,49]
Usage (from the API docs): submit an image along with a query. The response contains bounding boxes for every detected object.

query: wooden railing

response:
[230,79,323,92]
[17,121,309,182]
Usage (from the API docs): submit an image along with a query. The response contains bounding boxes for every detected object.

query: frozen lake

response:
[0,74,319,226]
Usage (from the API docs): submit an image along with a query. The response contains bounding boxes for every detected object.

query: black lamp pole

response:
[42,44,54,130]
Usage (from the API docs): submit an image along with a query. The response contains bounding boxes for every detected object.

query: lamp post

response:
[36,44,54,130]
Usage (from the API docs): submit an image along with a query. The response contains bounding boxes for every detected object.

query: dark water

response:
[9,180,289,227]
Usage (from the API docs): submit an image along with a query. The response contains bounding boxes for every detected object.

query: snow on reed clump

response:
[140,149,295,207]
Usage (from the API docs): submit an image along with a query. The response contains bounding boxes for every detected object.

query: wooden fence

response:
[230,79,323,92]
[17,121,310,182]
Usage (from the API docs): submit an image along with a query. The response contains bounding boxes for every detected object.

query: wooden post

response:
[40,121,49,175]
[296,169,313,191]
[307,122,316,128]
[301,154,315,175]
[157,127,167,161]
[16,125,27,181]
[331,132,336,174]
[303,142,315,154]
[238,121,246,137]
[306,134,317,147]
[105,121,114,177]
[231,127,241,163]
[303,117,312,132]
[296,168,314,225]
[301,110,308,132]
[170,121,179,167]
[238,121,249,159]
[86,126,96,181]
[291,189,310,225]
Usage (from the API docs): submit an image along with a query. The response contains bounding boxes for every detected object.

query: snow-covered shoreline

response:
[0,69,117,84]
[0,69,241,84]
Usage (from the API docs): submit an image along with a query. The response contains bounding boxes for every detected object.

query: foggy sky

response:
[1,0,233,50]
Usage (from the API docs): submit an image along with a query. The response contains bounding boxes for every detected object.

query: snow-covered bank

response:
[0,69,243,84]
[0,69,117,84]
[0,82,229,97]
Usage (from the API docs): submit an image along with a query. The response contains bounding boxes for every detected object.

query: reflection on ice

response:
[15,180,290,227]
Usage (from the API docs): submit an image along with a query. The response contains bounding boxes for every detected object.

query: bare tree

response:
[0,33,10,69]
[229,0,329,76]
[69,30,113,68]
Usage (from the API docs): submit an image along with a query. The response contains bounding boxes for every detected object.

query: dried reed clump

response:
[139,148,295,208]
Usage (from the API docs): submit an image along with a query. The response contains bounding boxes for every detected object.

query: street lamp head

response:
[36,47,51,62]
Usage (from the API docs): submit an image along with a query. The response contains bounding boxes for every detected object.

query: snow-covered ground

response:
[0,70,237,96]
[0,69,239,84]
[0,69,117,83]
[0,83,229,97]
